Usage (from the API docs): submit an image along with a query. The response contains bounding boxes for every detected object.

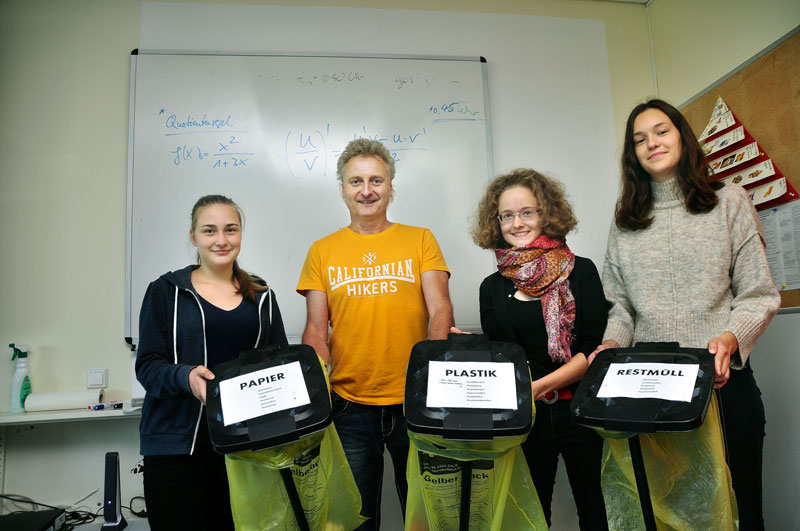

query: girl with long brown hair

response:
[593,99,779,529]
[136,194,288,530]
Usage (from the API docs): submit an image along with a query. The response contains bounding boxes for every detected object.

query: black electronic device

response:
[101,451,127,530]
[206,344,331,454]
[0,508,65,531]
[404,333,532,441]
[571,342,715,433]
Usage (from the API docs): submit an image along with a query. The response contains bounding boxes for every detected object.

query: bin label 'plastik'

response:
[426,361,517,409]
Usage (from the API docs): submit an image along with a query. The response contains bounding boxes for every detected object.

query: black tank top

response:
[197,294,260,369]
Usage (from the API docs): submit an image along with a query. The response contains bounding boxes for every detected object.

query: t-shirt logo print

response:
[362,252,377,265]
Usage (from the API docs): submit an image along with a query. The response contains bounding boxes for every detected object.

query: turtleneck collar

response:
[651,177,683,204]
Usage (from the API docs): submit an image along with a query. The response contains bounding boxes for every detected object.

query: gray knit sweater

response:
[602,178,780,368]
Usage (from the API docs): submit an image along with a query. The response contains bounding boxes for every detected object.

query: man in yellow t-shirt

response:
[297,138,454,529]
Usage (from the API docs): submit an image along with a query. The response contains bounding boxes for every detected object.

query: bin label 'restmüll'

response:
[597,362,699,402]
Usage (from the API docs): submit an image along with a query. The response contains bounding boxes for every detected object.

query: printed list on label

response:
[426,361,517,410]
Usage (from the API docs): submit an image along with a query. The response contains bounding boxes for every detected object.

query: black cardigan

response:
[479,256,608,384]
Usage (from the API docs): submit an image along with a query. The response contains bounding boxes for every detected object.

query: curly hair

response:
[336,138,396,182]
[617,99,722,231]
[471,169,577,249]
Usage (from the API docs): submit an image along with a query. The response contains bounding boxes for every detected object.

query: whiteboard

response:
[126,51,493,343]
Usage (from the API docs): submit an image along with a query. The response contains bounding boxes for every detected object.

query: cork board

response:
[682,29,800,309]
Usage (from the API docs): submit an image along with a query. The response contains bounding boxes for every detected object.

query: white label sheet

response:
[219,361,310,426]
[597,363,699,402]
[426,361,517,409]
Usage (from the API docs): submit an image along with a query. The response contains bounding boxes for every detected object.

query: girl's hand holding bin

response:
[587,339,619,366]
[707,331,737,388]
[189,365,216,405]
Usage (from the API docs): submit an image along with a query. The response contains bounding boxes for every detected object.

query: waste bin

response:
[403,333,547,530]
[571,342,737,530]
[206,344,365,530]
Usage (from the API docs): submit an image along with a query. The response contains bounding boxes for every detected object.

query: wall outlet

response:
[87,368,107,389]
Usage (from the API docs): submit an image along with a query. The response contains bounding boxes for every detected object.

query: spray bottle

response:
[9,343,32,413]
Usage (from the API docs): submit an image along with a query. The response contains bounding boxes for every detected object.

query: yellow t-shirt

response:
[297,224,449,405]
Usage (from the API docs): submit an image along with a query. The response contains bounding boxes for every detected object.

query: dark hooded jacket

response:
[136,264,287,455]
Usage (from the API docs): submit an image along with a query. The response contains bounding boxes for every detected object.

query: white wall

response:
[0,0,640,520]
[1,0,798,528]
[748,313,800,529]
[649,0,800,105]
[0,0,647,412]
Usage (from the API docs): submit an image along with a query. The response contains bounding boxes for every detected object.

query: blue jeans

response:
[330,390,409,530]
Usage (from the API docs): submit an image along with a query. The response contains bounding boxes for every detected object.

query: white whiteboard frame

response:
[124,49,494,345]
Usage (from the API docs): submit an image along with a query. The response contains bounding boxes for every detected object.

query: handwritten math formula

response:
[161,110,254,170]
[284,123,430,180]
[158,97,481,176]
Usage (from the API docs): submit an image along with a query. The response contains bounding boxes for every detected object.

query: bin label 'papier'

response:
[219,361,311,425]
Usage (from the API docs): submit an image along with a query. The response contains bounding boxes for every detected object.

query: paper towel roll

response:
[24,389,104,412]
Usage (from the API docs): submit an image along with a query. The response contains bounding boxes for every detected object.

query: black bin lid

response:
[206,344,330,454]
[571,342,715,433]
[404,334,532,441]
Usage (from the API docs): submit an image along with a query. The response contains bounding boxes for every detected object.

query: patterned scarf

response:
[495,235,576,363]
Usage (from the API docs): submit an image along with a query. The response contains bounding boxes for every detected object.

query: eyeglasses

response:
[497,209,542,224]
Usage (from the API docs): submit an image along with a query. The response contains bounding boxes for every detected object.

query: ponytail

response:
[233,260,267,303]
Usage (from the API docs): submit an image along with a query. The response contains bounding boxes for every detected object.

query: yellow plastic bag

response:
[404,428,547,530]
[225,424,366,530]
[598,394,738,530]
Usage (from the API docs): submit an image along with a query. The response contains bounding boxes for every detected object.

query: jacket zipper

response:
[183,287,207,456]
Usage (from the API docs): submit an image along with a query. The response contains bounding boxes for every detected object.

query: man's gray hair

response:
[336,138,396,182]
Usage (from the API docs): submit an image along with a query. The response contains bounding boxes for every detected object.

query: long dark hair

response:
[616,99,722,230]
[190,194,267,302]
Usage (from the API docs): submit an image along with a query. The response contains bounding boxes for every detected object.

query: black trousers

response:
[142,417,234,531]
[719,361,766,531]
[522,399,608,530]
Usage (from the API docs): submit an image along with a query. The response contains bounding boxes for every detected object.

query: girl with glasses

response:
[470,168,609,529]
